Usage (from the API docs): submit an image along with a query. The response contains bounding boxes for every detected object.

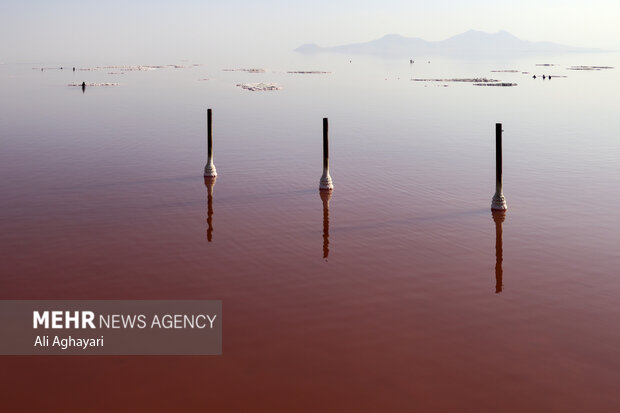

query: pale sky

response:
[1,0,618,63]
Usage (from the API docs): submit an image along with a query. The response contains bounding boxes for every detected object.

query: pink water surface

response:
[1,55,619,411]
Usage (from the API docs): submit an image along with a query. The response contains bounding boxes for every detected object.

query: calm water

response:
[1,52,620,411]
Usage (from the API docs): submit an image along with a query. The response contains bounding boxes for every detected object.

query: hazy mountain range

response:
[295,30,602,57]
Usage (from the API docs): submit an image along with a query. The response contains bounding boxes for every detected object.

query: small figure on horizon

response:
[60,67,63,70]
[41,68,43,71]
[410,59,414,64]
[533,75,537,79]
[81,82,86,93]
[543,75,546,80]
[548,75,551,80]
[73,67,75,72]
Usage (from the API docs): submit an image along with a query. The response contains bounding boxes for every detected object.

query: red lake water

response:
[1,53,619,411]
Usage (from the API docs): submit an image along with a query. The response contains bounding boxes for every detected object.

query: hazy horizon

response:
[1,0,619,63]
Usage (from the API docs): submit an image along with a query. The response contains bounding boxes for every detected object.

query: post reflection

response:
[492,209,506,293]
[204,176,216,242]
[320,190,332,260]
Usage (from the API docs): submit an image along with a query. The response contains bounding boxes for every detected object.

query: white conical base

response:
[204,163,217,177]
[319,172,333,190]
[491,193,507,210]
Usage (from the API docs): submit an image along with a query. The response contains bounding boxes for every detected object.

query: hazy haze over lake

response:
[1,0,619,63]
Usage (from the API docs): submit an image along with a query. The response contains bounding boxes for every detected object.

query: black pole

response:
[496,123,502,195]
[323,118,329,171]
[319,117,333,190]
[204,109,217,177]
[207,109,213,160]
[491,123,506,210]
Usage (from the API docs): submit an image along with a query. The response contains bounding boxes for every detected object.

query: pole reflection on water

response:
[320,190,332,260]
[492,210,506,293]
[204,176,216,242]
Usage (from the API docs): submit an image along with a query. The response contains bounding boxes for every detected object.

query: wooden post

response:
[491,123,507,210]
[204,108,217,177]
[319,117,334,190]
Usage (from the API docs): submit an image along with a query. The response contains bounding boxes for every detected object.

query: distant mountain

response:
[295,30,601,56]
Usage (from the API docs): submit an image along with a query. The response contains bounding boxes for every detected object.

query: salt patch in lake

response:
[236,82,282,91]
[67,82,119,87]
[473,82,518,87]
[412,78,500,83]
[224,68,266,73]
[287,71,331,74]
[567,65,614,70]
